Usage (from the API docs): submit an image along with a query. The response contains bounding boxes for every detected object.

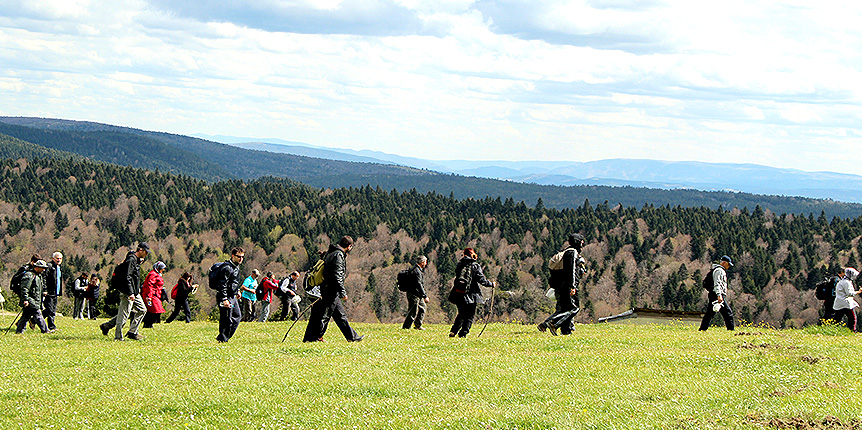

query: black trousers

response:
[42,295,58,330]
[277,297,300,321]
[699,292,735,331]
[142,312,162,328]
[166,298,191,323]
[450,302,478,337]
[542,289,580,335]
[86,299,99,319]
[303,295,359,342]
[823,297,837,324]
[834,308,857,332]
[17,306,48,333]
[217,297,241,342]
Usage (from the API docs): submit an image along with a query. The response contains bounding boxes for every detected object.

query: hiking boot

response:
[414,327,425,330]
[29,321,35,330]
[100,324,109,336]
[125,332,144,341]
[350,335,365,342]
[448,332,456,338]
[537,323,547,333]
[548,325,558,336]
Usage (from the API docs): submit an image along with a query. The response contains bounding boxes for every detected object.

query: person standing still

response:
[276,271,301,321]
[215,248,244,343]
[699,255,735,331]
[100,242,149,341]
[42,252,63,332]
[72,272,89,320]
[402,255,429,330]
[240,270,260,322]
[257,272,278,322]
[833,267,860,332]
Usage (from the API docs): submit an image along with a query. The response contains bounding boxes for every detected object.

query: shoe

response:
[100,324,109,336]
[46,329,56,334]
[351,335,365,342]
[537,323,547,333]
[548,325,558,336]
[29,321,35,330]
[113,338,124,341]
[125,332,144,341]
[448,332,456,338]
[414,327,425,330]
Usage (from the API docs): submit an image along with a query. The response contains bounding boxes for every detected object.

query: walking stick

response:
[4,310,22,335]
[282,296,321,342]
[477,284,496,338]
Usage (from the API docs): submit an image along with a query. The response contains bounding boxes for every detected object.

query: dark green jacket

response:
[19,270,45,309]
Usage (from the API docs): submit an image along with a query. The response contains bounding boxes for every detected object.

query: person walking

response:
[819,268,843,324]
[257,272,279,322]
[833,267,860,332]
[401,255,429,330]
[303,236,364,342]
[72,272,89,319]
[100,242,149,341]
[15,260,50,334]
[275,271,301,321]
[165,272,195,323]
[42,252,63,332]
[214,247,244,343]
[699,255,735,331]
[240,269,260,322]
[141,262,167,328]
[448,248,495,338]
[85,275,100,319]
[538,234,586,336]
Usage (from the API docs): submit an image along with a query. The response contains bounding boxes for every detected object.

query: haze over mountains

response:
[205,135,862,204]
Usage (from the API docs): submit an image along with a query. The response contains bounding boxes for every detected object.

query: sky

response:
[1,0,861,174]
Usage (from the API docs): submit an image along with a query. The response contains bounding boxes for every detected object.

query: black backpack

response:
[208,262,228,290]
[815,277,837,300]
[453,263,473,294]
[9,265,28,296]
[396,269,411,292]
[702,268,715,291]
[255,281,267,301]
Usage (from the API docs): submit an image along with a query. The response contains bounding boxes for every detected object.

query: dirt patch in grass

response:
[752,416,862,429]
[737,342,799,350]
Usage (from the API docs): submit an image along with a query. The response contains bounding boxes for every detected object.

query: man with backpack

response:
[401,255,429,330]
[257,272,279,322]
[538,234,586,336]
[213,247,244,343]
[699,255,735,331]
[99,242,150,341]
[275,271,301,321]
[816,268,843,324]
[303,236,364,342]
[15,260,50,334]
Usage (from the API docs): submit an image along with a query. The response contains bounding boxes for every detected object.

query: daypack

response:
[274,278,288,297]
[208,261,228,290]
[305,259,325,291]
[453,262,473,294]
[9,265,28,296]
[815,277,837,300]
[548,249,569,271]
[255,281,267,301]
[170,283,179,300]
[396,269,411,292]
[702,267,716,291]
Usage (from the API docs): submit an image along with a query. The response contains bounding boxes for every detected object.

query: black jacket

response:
[405,264,426,298]
[175,278,193,301]
[213,261,241,302]
[452,256,493,305]
[322,244,348,299]
[45,261,62,297]
[549,249,579,292]
[115,252,142,296]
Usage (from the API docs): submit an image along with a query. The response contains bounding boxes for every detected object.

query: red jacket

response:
[142,270,166,314]
[260,277,278,303]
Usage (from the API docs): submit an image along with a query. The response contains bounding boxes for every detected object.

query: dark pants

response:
[17,307,48,333]
[42,295,58,330]
[281,297,300,321]
[450,302,478,337]
[699,292,735,331]
[142,312,162,328]
[86,299,99,319]
[303,295,359,342]
[834,308,857,332]
[542,289,580,335]
[241,298,256,322]
[823,297,837,324]
[403,294,426,329]
[166,298,191,323]
[217,297,241,342]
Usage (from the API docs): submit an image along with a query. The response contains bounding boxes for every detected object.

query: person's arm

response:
[332,252,348,299]
[472,263,494,289]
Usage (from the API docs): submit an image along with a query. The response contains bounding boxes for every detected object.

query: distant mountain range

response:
[1,117,861,218]
[198,134,862,204]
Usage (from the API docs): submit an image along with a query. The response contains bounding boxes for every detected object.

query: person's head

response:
[29,254,42,264]
[230,247,245,265]
[416,255,428,268]
[338,236,354,252]
[153,261,166,273]
[290,271,300,280]
[80,272,89,279]
[181,272,192,282]
[89,275,100,285]
[135,242,150,259]
[251,269,260,279]
[33,260,49,273]
[463,247,477,260]
[52,252,63,266]
[266,271,273,279]
[719,255,734,270]
[567,234,586,251]
[845,267,859,281]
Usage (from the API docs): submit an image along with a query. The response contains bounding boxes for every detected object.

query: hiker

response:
[72,272,89,319]
[165,272,195,323]
[817,268,843,324]
[538,234,587,336]
[100,242,149,341]
[85,275,100,319]
[699,255,735,331]
[15,260,50,334]
[303,236,364,342]
[448,247,495,338]
[257,272,279,322]
[275,271,301,321]
[214,247,245,343]
[42,252,63,332]
[833,267,860,332]
[240,269,260,322]
[141,261,167,328]
[401,255,429,330]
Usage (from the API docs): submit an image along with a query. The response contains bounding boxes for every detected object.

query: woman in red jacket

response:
[142,261,167,328]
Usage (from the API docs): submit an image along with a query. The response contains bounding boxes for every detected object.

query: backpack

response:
[170,283,179,300]
[9,265,28,296]
[396,269,411,292]
[305,259,325,291]
[274,278,288,297]
[453,262,473,294]
[255,281,267,301]
[208,261,228,290]
[815,277,837,300]
[702,267,716,291]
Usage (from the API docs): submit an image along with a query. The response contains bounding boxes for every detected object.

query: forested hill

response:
[2,116,862,218]
[2,155,862,329]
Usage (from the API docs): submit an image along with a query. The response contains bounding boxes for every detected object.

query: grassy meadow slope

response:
[0,314,859,430]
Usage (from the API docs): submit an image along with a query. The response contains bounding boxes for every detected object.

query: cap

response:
[720,255,734,267]
[33,260,49,268]
[137,242,150,252]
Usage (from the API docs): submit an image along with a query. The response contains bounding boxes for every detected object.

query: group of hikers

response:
[7,232,862,339]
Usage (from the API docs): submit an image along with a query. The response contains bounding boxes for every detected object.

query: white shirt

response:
[833,277,859,310]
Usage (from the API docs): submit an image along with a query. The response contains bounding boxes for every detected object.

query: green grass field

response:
[0,314,859,430]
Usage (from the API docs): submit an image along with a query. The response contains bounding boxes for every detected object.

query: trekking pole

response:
[477,283,496,338]
[282,297,321,342]
[4,310,22,335]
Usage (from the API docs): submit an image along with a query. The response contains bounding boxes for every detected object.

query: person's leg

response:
[128,295,147,336]
[414,297,427,329]
[458,303,477,337]
[226,297,242,340]
[43,296,57,330]
[331,299,360,341]
[182,299,192,322]
[403,294,418,329]
[16,307,34,333]
[303,297,330,342]
[720,299,735,330]
[113,295,133,340]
